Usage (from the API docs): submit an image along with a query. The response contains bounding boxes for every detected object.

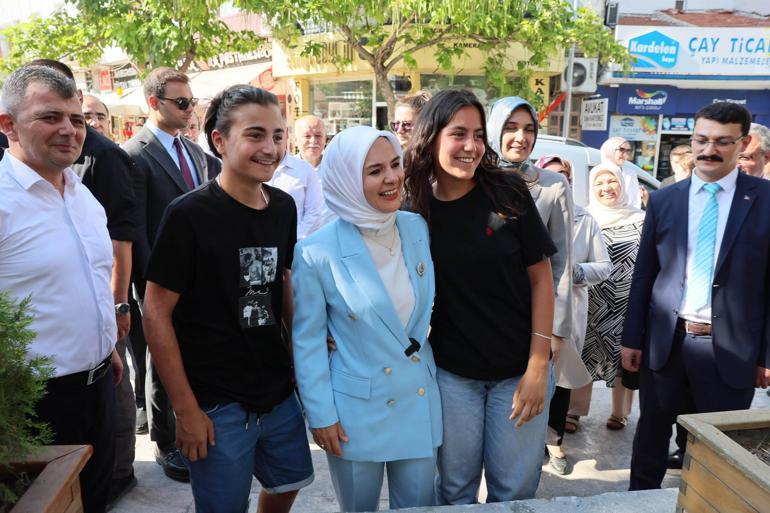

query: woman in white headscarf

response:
[291,126,441,512]
[600,136,642,209]
[581,163,645,431]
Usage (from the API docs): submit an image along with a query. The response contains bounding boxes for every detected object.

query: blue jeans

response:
[435,367,554,504]
[184,394,314,513]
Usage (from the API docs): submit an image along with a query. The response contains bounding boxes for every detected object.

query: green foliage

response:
[239,0,630,115]
[0,294,52,508]
[0,0,266,75]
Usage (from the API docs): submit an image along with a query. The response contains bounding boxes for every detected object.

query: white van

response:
[530,135,660,207]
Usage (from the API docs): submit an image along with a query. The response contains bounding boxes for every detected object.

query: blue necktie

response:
[688,183,721,310]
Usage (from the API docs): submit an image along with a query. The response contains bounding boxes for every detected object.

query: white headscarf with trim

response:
[586,163,645,229]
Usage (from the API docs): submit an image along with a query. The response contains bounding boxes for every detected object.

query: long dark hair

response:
[204,84,279,158]
[404,89,529,226]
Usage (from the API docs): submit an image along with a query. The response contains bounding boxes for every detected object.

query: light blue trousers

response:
[326,449,437,512]
[435,367,554,504]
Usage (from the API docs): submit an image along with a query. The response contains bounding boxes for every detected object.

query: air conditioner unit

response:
[560,58,598,94]
[605,2,619,27]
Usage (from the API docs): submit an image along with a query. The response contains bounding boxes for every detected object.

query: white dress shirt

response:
[268,153,325,239]
[0,153,117,376]
[679,168,738,323]
[146,122,199,187]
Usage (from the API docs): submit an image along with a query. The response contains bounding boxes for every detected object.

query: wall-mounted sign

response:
[616,26,770,76]
[580,98,608,131]
[662,116,695,133]
[616,85,678,115]
[97,69,113,92]
[609,115,658,141]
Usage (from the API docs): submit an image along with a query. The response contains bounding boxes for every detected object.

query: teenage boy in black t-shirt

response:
[143,85,312,513]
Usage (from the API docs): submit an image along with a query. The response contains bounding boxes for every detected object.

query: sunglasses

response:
[390,121,413,132]
[157,96,198,110]
[616,147,633,155]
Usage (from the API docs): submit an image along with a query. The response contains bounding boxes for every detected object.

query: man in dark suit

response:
[622,102,770,490]
[123,67,209,482]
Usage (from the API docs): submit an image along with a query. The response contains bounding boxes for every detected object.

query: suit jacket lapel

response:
[673,178,691,278]
[141,128,189,193]
[181,137,207,185]
[397,215,424,336]
[715,173,755,276]
[337,221,411,352]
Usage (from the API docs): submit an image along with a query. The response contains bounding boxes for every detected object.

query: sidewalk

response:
[112,384,770,513]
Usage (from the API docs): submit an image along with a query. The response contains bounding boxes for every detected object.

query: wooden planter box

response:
[677,410,770,513]
[5,445,92,513]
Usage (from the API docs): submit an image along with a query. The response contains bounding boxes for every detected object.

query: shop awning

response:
[188,62,281,100]
[95,87,148,116]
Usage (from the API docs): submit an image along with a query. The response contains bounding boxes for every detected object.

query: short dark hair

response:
[695,102,752,136]
[204,85,279,158]
[143,67,189,100]
[26,59,75,80]
[396,90,432,115]
[1,65,78,116]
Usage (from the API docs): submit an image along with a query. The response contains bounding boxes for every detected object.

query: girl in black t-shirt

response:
[404,89,557,504]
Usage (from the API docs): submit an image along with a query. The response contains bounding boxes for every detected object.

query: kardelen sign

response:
[616,26,770,76]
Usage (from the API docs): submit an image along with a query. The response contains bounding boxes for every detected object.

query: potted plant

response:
[0,293,91,513]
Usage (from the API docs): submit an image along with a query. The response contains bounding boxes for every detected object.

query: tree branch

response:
[384,30,454,72]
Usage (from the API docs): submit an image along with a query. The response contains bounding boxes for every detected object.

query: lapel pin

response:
[744,195,751,201]
[416,262,425,277]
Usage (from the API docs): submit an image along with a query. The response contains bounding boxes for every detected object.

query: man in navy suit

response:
[622,102,770,490]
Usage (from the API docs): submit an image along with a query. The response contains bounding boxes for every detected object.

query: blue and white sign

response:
[616,85,679,115]
[628,30,679,69]
[616,26,770,76]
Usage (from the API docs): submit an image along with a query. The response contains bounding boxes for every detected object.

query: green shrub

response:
[0,293,53,510]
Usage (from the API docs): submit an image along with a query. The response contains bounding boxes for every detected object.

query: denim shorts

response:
[184,393,314,513]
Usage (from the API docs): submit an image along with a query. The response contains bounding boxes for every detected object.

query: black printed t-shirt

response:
[146,180,297,413]
[429,181,556,380]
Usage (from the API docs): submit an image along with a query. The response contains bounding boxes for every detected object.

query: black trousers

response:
[127,296,146,409]
[547,386,572,444]
[146,346,176,450]
[35,366,116,513]
[629,329,754,490]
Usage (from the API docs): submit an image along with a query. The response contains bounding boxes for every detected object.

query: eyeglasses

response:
[157,96,198,111]
[616,147,633,155]
[390,121,413,132]
[690,135,746,149]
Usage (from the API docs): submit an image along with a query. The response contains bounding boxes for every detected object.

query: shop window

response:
[309,80,373,135]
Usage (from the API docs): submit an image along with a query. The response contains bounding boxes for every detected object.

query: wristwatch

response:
[115,303,130,316]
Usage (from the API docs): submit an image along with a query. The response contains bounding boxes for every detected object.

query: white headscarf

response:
[586,163,645,229]
[319,125,403,231]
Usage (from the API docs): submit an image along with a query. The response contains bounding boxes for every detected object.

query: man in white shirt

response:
[268,141,324,239]
[622,102,770,490]
[0,65,122,513]
[738,123,770,178]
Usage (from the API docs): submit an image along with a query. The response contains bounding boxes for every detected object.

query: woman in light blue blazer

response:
[291,125,441,512]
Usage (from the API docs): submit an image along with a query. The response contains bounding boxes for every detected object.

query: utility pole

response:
[561,0,579,140]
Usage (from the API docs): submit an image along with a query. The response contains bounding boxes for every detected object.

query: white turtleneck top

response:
[359,217,415,328]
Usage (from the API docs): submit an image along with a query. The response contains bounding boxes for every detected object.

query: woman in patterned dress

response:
[579,163,645,430]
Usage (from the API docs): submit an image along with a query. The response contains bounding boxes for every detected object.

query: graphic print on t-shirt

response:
[239,247,278,328]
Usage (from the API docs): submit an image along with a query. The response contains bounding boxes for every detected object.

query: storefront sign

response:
[662,116,694,133]
[617,26,770,76]
[580,98,608,131]
[97,69,113,92]
[616,85,678,114]
[609,115,658,142]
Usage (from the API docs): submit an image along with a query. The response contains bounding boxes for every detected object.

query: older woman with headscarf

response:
[291,126,441,512]
[580,163,645,431]
[600,136,642,209]
[487,97,575,472]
